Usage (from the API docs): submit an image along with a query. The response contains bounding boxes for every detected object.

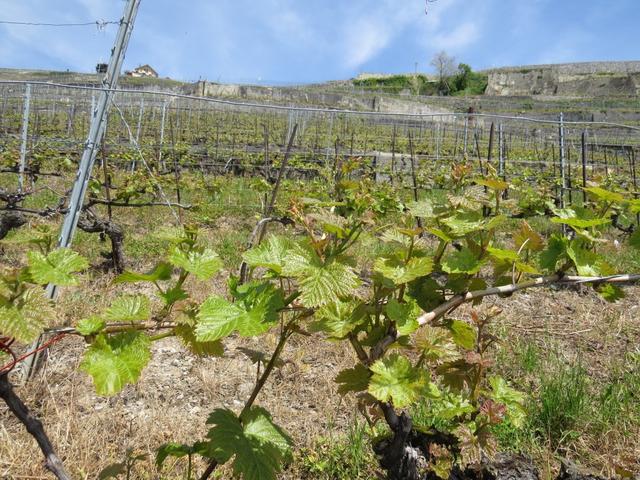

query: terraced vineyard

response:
[1,81,639,480]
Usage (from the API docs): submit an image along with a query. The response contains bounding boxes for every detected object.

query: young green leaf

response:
[115,262,172,284]
[205,407,292,480]
[335,364,372,395]
[243,236,293,276]
[175,324,225,357]
[444,319,477,351]
[385,299,420,336]
[442,248,484,275]
[103,295,151,323]
[168,247,222,281]
[369,354,438,408]
[539,235,568,272]
[27,248,88,286]
[597,283,625,303]
[196,283,284,342]
[80,331,151,396]
[0,288,52,342]
[374,256,434,286]
[282,244,360,307]
[487,376,526,428]
[310,299,362,339]
[76,316,106,336]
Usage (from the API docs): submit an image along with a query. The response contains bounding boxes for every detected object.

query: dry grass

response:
[2,283,638,479]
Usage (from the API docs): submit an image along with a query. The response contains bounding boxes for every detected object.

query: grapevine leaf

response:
[539,235,568,272]
[103,295,151,323]
[455,425,482,467]
[442,248,484,275]
[408,277,445,312]
[385,298,420,336]
[475,178,508,191]
[566,241,611,277]
[444,319,477,351]
[159,285,189,305]
[195,297,243,342]
[243,236,293,276]
[513,221,544,252]
[335,364,372,395]
[26,248,88,286]
[488,376,526,428]
[597,283,625,303]
[196,283,283,342]
[428,228,454,243]
[156,443,192,469]
[441,211,485,237]
[374,256,433,286]
[175,324,224,357]
[369,354,437,408]
[413,326,459,362]
[281,243,359,307]
[583,186,625,203]
[76,316,106,336]
[0,289,52,342]
[311,299,362,339]
[408,199,435,219]
[168,247,222,281]
[115,262,172,283]
[551,217,610,229]
[205,407,292,480]
[80,331,151,396]
[486,247,519,262]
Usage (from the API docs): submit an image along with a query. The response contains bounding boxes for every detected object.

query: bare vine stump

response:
[0,211,26,240]
[557,461,608,480]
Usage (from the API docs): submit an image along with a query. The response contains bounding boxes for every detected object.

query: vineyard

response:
[1,80,639,480]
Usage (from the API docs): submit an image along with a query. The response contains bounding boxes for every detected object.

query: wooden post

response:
[408,133,423,230]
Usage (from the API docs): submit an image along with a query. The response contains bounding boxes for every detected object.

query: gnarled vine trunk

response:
[0,211,26,240]
[0,373,71,480]
[77,215,126,273]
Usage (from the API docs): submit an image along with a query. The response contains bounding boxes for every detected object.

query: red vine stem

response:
[0,333,68,375]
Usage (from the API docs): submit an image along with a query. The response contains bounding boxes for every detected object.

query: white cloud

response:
[342,17,392,69]
[432,21,480,52]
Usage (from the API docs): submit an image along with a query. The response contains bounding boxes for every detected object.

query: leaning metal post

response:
[20,0,142,383]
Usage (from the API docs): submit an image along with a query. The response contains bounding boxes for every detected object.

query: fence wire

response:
[1,81,639,215]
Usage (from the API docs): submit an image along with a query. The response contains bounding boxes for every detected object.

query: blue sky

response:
[1,0,638,84]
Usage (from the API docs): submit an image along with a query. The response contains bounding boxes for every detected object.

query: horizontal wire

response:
[0,19,120,27]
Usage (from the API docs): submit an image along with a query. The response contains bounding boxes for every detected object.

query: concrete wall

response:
[485,62,640,96]
[195,81,452,115]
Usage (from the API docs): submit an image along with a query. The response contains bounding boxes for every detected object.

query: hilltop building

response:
[126,64,158,78]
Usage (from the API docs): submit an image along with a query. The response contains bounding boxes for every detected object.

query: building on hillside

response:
[126,64,158,78]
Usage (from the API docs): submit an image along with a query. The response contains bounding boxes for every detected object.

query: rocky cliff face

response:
[485,62,640,96]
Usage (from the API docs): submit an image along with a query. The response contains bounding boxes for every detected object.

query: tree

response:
[430,50,457,94]
[453,63,472,92]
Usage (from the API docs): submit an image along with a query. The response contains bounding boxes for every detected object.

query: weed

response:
[530,360,589,447]
[297,421,378,480]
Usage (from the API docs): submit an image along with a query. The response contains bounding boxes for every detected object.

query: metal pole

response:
[463,117,469,158]
[50,0,141,296]
[131,96,144,171]
[559,113,566,210]
[158,99,168,170]
[18,83,31,193]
